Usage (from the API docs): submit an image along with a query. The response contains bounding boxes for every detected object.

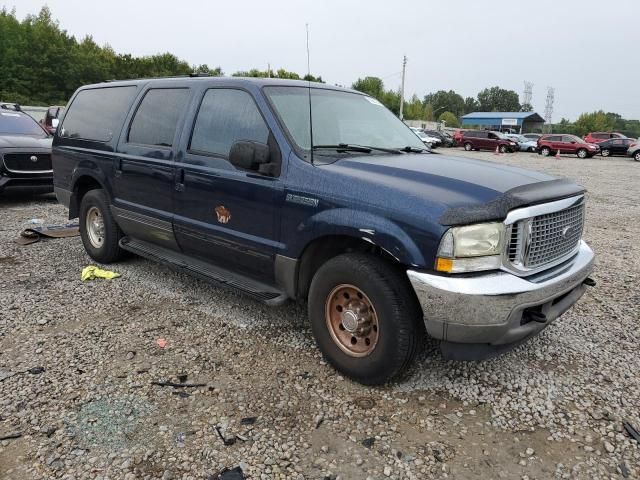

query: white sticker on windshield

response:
[1,112,21,117]
[364,97,384,106]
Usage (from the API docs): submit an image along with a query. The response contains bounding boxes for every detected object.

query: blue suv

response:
[52,77,595,384]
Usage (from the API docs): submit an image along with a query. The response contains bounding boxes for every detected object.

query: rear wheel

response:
[577,148,588,159]
[464,142,472,151]
[541,147,551,156]
[634,151,640,162]
[308,253,423,385]
[601,148,611,157]
[79,189,124,263]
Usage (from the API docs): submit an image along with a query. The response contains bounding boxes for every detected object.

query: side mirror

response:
[229,140,276,176]
[51,118,60,128]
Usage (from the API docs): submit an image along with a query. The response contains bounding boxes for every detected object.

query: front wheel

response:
[79,189,124,263]
[499,144,508,154]
[601,148,611,157]
[464,142,472,151]
[308,253,423,385]
[577,148,588,159]
[635,151,640,162]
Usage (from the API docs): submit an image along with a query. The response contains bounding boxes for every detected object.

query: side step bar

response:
[119,237,289,306]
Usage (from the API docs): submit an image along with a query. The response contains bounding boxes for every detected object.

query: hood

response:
[0,134,52,150]
[318,153,584,225]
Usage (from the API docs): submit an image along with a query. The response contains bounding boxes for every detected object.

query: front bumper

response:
[0,172,53,194]
[407,241,594,360]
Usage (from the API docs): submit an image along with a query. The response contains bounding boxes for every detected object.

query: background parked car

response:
[424,129,454,147]
[505,134,538,152]
[627,141,640,161]
[410,127,440,148]
[0,109,53,194]
[522,133,542,141]
[598,138,636,157]
[583,132,626,143]
[537,134,599,158]
[40,105,65,134]
[453,129,468,146]
[462,130,517,153]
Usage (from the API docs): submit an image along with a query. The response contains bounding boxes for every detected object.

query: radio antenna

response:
[306,23,314,165]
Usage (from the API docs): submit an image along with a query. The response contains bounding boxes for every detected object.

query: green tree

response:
[520,103,533,112]
[351,76,384,99]
[438,111,460,128]
[423,90,465,117]
[476,86,521,112]
[403,94,424,120]
[463,96,479,114]
[573,111,615,137]
[424,103,434,121]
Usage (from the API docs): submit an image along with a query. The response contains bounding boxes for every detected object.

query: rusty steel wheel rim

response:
[325,284,379,357]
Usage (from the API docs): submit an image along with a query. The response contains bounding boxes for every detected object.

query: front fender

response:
[289,208,427,267]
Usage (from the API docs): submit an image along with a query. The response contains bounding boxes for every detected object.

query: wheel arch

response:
[68,170,108,219]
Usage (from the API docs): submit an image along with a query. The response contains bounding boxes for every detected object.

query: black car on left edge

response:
[0,108,53,194]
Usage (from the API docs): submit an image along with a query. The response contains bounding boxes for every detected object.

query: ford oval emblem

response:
[30,155,38,163]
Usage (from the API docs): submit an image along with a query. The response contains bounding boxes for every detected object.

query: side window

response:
[612,139,623,145]
[61,86,138,142]
[488,133,498,140]
[128,88,190,147]
[562,136,575,143]
[190,89,269,158]
[594,133,607,139]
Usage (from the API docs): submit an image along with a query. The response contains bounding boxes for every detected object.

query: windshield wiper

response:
[312,143,402,154]
[399,146,430,153]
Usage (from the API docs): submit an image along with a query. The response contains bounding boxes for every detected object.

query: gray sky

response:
[11,0,640,120]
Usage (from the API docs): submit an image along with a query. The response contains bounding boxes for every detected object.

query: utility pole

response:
[399,55,407,120]
[544,86,555,133]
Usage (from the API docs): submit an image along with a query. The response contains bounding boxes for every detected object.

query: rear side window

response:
[61,86,137,142]
[546,135,561,142]
[593,133,608,139]
[128,88,190,147]
[189,89,269,158]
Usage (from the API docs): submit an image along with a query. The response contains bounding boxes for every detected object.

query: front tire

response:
[635,151,640,162]
[577,148,588,159]
[79,189,124,263]
[601,148,611,157]
[308,253,423,385]
[464,142,472,151]
[499,144,508,154]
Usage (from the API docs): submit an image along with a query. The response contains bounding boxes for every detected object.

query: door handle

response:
[114,157,123,178]
[175,168,185,192]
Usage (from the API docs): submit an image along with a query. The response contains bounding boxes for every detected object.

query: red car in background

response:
[39,105,65,134]
[583,132,626,143]
[453,129,467,146]
[537,134,599,158]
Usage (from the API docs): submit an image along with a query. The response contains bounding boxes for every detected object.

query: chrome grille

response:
[507,201,584,270]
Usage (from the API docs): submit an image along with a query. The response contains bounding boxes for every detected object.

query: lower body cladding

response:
[407,241,595,360]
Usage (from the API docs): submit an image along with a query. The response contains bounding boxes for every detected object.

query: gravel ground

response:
[0,149,639,480]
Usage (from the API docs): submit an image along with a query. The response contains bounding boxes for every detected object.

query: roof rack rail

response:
[103,73,212,83]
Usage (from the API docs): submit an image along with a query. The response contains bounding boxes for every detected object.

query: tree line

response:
[2,7,638,138]
[0,7,320,106]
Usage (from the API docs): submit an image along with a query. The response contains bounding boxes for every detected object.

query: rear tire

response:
[577,148,588,159]
[308,253,423,385]
[79,189,124,263]
[464,142,472,151]
[634,151,640,162]
[541,147,551,156]
[601,148,611,157]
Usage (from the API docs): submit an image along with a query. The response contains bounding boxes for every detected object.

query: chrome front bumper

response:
[407,241,594,358]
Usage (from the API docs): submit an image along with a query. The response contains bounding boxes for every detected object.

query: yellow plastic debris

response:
[81,265,121,281]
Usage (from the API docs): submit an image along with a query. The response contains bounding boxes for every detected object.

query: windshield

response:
[0,112,46,136]
[492,131,508,139]
[264,87,425,153]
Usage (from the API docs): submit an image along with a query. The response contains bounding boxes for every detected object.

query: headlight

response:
[435,222,505,273]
